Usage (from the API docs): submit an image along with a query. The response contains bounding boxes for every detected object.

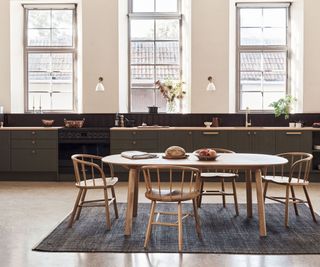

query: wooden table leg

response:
[245,170,253,218]
[255,169,267,237]
[133,169,139,217]
[125,168,138,236]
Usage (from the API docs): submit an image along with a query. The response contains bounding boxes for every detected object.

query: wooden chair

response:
[196,148,239,216]
[69,154,119,230]
[141,165,202,252]
[263,152,316,227]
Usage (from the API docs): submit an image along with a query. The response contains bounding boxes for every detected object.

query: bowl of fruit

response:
[193,148,219,161]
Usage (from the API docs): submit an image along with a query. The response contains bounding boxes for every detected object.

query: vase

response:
[166,100,177,113]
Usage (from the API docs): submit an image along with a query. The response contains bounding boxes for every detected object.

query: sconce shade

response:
[206,76,216,91]
[95,77,105,92]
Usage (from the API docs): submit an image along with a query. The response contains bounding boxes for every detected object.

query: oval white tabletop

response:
[102,153,288,169]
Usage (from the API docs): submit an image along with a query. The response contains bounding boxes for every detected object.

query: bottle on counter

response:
[119,115,125,127]
[115,113,119,127]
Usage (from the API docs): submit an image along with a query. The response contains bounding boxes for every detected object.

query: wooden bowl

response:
[41,119,54,127]
[64,118,85,128]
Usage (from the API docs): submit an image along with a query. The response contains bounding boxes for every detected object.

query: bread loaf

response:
[165,146,186,158]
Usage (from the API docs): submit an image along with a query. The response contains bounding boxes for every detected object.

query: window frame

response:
[128,0,183,113]
[23,4,78,113]
[236,3,291,113]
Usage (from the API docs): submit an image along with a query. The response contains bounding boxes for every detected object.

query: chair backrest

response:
[268,152,313,182]
[71,154,115,186]
[141,165,201,200]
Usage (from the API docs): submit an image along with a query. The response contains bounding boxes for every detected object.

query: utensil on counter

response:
[64,118,85,128]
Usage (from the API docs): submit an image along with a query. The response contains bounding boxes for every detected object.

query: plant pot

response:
[148,106,158,114]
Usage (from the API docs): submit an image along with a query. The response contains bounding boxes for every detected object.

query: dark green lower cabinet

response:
[192,131,229,151]
[0,132,11,171]
[159,131,193,152]
[275,131,312,154]
[228,131,251,153]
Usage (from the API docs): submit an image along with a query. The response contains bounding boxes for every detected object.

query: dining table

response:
[102,153,288,237]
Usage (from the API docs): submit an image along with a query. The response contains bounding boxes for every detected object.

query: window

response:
[128,0,182,112]
[24,5,77,112]
[236,3,290,112]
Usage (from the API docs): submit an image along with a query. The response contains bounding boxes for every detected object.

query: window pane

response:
[240,71,262,90]
[51,53,73,72]
[263,92,285,110]
[156,20,179,40]
[263,73,286,91]
[156,41,179,64]
[156,0,178,12]
[28,53,51,72]
[240,92,263,110]
[131,89,155,112]
[263,52,286,72]
[156,66,180,81]
[52,10,73,29]
[52,92,73,110]
[132,0,154,12]
[52,29,73,46]
[28,10,51,28]
[263,28,286,45]
[240,28,262,45]
[240,8,262,27]
[131,42,154,64]
[131,65,155,87]
[240,53,262,71]
[263,8,286,28]
[28,29,51,46]
[155,90,167,112]
[131,20,154,40]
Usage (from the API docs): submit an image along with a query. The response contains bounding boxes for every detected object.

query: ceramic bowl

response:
[204,121,212,128]
[41,119,54,127]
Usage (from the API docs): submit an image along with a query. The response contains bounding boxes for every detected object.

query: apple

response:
[198,149,208,157]
[207,149,217,157]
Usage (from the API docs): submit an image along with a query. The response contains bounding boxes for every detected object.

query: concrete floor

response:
[1,181,320,267]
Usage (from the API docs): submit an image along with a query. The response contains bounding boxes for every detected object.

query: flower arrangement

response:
[155,79,186,112]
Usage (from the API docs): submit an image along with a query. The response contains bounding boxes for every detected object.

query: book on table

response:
[121,151,158,159]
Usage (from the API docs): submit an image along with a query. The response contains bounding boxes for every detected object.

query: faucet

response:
[245,107,251,127]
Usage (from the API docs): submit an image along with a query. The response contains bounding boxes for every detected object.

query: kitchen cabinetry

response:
[11,130,58,172]
[0,132,11,171]
[228,130,275,154]
[159,131,193,152]
[192,130,229,151]
[110,130,158,154]
[275,131,312,154]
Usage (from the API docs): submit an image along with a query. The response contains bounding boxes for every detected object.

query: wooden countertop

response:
[0,127,62,131]
[111,126,320,131]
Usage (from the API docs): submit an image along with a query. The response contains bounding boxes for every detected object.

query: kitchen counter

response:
[0,127,62,130]
[111,126,320,131]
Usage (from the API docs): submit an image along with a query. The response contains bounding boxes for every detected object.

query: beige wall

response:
[0,0,11,113]
[1,0,320,113]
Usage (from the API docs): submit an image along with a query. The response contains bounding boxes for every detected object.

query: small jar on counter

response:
[119,115,125,127]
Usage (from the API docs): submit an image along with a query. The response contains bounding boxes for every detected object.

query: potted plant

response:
[269,95,297,121]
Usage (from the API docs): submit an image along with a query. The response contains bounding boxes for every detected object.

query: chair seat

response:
[262,175,309,185]
[201,172,238,178]
[145,189,199,202]
[76,177,118,188]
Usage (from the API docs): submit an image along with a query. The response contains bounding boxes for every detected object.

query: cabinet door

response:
[159,131,193,152]
[252,131,276,154]
[192,131,229,151]
[0,132,11,171]
[228,131,251,153]
[275,131,312,154]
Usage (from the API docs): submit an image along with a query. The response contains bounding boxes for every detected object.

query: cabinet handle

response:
[132,141,136,145]
[248,132,251,135]
[203,132,219,135]
[286,132,302,135]
[254,132,256,135]
[132,132,136,135]
[31,150,36,154]
[188,131,192,135]
[32,140,36,145]
[32,131,36,135]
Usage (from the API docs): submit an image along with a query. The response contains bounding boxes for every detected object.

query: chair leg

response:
[231,179,239,216]
[285,185,290,227]
[263,181,269,201]
[111,186,119,219]
[290,186,299,216]
[192,198,202,238]
[177,201,183,253]
[68,188,83,228]
[221,179,226,208]
[144,201,156,249]
[303,186,317,222]
[103,188,111,230]
[75,188,87,220]
[197,180,204,208]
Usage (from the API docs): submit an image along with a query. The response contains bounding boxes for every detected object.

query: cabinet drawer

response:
[111,130,157,140]
[11,149,58,172]
[111,139,157,150]
[11,139,57,149]
[193,131,229,150]
[11,130,58,140]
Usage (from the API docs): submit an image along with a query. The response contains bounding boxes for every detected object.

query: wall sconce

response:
[95,77,105,92]
[206,76,216,91]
